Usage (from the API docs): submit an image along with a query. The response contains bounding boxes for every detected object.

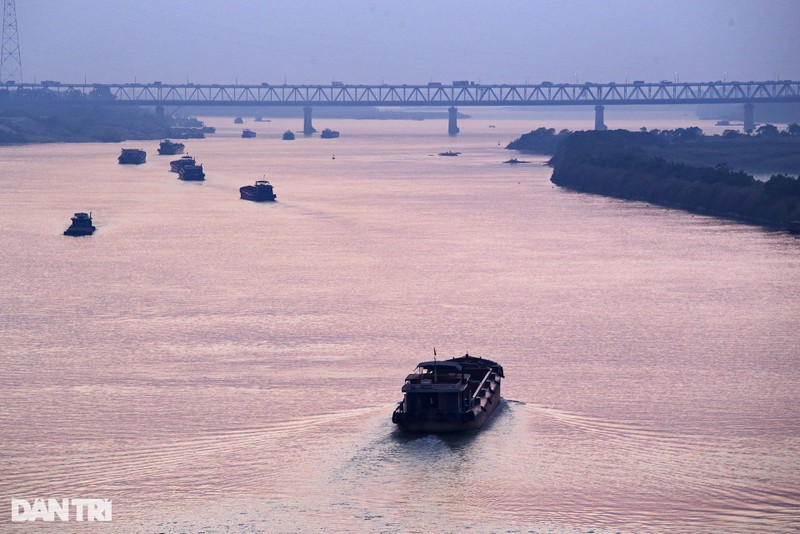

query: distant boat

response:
[715,120,732,126]
[170,155,195,173]
[234,117,244,124]
[118,148,146,164]
[63,212,96,236]
[282,130,295,140]
[169,128,205,139]
[489,124,496,128]
[157,139,185,156]
[242,129,256,138]
[240,179,277,202]
[178,163,205,181]
[201,126,216,134]
[320,128,340,139]
[503,158,529,164]
[438,151,460,157]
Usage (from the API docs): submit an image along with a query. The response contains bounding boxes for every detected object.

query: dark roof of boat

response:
[417,361,463,371]
[417,353,504,376]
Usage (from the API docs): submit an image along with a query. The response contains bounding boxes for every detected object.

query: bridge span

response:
[6,80,800,134]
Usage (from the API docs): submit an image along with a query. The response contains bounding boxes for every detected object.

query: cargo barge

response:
[392,353,504,433]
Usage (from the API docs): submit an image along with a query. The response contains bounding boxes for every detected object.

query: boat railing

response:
[470,369,493,401]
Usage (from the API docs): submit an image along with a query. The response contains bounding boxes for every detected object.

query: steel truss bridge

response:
[6,79,799,133]
[12,80,800,106]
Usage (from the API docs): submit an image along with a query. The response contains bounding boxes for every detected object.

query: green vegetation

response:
[642,125,800,174]
[548,129,800,229]
[509,123,800,174]
[505,127,571,154]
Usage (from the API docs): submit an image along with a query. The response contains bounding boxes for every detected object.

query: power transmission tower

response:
[1,0,22,82]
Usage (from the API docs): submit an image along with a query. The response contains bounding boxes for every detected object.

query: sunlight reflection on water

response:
[1,116,799,533]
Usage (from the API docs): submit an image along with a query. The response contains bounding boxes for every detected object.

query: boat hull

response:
[178,165,205,181]
[179,172,205,181]
[393,380,502,433]
[118,154,146,164]
[63,227,95,236]
[240,187,276,202]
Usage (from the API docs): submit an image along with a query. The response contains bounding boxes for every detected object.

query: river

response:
[1,114,799,533]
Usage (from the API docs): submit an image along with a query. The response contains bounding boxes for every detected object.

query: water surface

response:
[1,116,799,533]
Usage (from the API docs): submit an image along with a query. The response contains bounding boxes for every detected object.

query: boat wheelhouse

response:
[392,353,504,433]
[282,130,295,140]
[242,129,256,138]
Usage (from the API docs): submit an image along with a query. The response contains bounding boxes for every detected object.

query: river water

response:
[1,115,799,533]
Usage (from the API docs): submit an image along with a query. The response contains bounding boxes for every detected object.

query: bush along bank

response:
[548,130,800,231]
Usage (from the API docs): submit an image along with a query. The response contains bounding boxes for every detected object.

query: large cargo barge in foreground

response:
[392,353,504,433]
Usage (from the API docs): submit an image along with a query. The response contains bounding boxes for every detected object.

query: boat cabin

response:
[401,361,478,415]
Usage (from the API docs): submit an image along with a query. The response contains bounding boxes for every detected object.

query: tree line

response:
[548,130,800,229]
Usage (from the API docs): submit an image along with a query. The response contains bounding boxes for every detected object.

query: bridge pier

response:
[155,105,164,118]
[303,106,316,135]
[448,106,459,135]
[743,103,755,133]
[594,105,607,131]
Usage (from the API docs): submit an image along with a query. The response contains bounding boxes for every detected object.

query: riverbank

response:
[0,102,193,144]
[546,130,800,230]
[508,124,800,174]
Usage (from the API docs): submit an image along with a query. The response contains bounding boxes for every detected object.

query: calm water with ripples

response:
[1,115,799,533]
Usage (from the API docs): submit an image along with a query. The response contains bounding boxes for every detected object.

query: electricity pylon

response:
[1,0,22,82]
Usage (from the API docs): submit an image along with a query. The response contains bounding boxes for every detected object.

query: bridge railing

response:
[2,80,799,106]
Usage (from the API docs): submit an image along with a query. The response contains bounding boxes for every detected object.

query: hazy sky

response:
[17,0,800,85]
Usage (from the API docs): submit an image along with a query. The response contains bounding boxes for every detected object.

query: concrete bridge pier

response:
[448,106,459,135]
[303,106,316,135]
[744,103,755,132]
[594,105,607,131]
